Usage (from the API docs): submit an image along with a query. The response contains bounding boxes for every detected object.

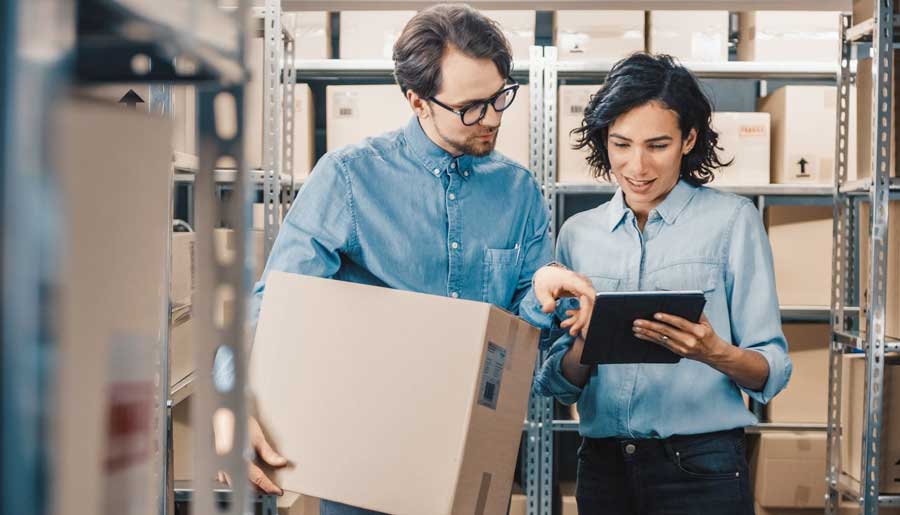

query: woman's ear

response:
[682,128,698,155]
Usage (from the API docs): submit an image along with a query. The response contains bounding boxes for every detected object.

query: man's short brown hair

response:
[393,4,513,99]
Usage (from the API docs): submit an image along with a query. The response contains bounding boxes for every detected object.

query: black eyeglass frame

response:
[428,82,520,126]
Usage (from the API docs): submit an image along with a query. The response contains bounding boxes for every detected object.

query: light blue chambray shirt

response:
[249,114,553,334]
[524,180,792,439]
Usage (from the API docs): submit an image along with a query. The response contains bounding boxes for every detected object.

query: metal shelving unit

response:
[826,9,900,515]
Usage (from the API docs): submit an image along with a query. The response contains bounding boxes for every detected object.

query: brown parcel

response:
[853,0,900,23]
[766,205,833,307]
[766,324,830,424]
[52,98,172,515]
[751,431,827,509]
[856,54,900,180]
[858,201,900,340]
[841,354,900,494]
[249,272,540,515]
[758,85,857,185]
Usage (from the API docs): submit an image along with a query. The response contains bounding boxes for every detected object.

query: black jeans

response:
[575,428,754,515]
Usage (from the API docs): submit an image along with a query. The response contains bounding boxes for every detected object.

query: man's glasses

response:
[429,82,520,126]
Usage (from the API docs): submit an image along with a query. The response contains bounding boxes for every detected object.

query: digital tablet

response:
[580,291,707,365]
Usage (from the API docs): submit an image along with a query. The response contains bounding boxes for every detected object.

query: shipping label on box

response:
[249,272,540,515]
[711,112,770,186]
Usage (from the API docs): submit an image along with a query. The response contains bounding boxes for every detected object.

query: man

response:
[232,5,594,514]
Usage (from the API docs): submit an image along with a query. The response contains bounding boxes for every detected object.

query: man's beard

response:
[434,123,498,157]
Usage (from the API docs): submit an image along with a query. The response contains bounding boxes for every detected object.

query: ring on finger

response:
[660,335,669,342]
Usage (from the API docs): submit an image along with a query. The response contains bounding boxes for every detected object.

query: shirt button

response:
[451,242,459,249]
[449,193,456,201]
[450,162,457,169]
[432,168,440,176]
[463,170,470,177]
[451,292,459,298]
[625,443,636,455]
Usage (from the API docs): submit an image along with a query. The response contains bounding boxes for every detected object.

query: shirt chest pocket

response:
[651,263,720,300]
[482,246,522,308]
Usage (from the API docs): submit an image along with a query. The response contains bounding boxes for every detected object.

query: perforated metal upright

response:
[827,5,900,514]
[262,0,284,258]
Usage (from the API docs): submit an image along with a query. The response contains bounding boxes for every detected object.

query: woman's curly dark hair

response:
[571,53,731,186]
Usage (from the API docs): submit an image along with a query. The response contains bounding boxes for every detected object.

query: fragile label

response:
[478,342,507,410]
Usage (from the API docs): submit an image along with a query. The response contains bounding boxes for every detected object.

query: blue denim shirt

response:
[529,180,792,439]
[249,115,552,318]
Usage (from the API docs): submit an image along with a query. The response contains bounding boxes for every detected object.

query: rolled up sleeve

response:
[726,202,793,404]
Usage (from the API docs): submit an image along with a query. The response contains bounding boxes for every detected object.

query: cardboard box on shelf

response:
[77,84,196,155]
[759,85,857,185]
[229,42,315,175]
[52,97,172,515]
[737,12,841,63]
[841,354,900,494]
[495,85,530,168]
[555,11,645,61]
[751,431,827,509]
[170,314,194,387]
[560,482,577,515]
[557,84,607,184]
[482,11,535,62]
[855,54,900,180]
[213,228,266,282]
[291,11,331,60]
[858,201,900,340]
[710,112,771,186]
[648,11,730,62]
[766,205,834,307]
[508,484,526,515]
[326,85,411,152]
[249,273,540,515]
[339,11,415,60]
[853,0,900,23]
[171,232,196,305]
[767,324,831,424]
[173,398,192,481]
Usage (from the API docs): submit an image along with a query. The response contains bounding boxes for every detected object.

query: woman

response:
[534,54,792,514]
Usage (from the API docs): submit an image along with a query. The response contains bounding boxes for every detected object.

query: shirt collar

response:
[606,179,698,231]
[402,116,473,180]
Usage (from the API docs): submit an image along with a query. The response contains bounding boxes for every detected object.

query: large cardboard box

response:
[751,432,827,509]
[856,54,900,180]
[555,11,645,61]
[767,324,831,424]
[737,12,841,63]
[853,0,900,23]
[557,84,605,184]
[766,205,834,307]
[858,201,900,340]
[52,98,172,515]
[326,85,411,151]
[711,112,771,186]
[292,12,331,59]
[483,11,535,62]
[78,84,196,155]
[759,85,857,185]
[841,354,900,494]
[648,11,730,62]
[249,273,540,515]
[339,11,415,60]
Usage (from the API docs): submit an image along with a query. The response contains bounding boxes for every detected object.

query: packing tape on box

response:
[506,317,519,370]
